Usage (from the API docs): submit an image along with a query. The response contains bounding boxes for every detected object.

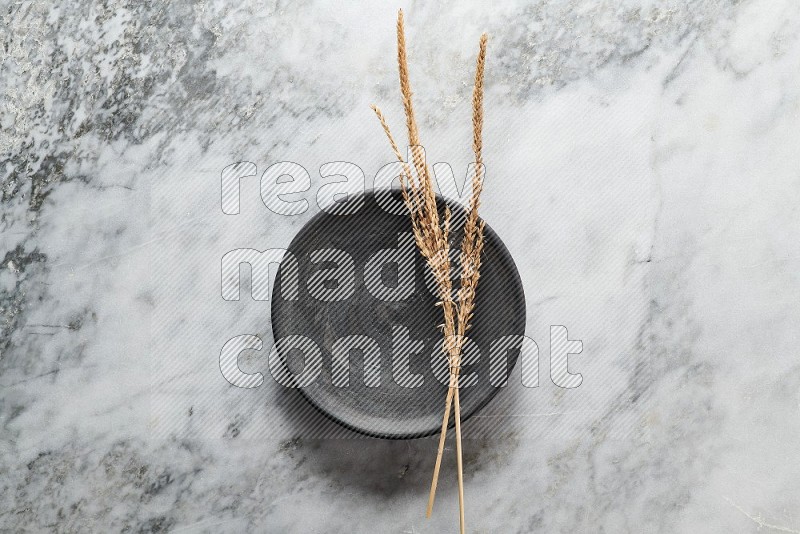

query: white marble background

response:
[2,0,799,532]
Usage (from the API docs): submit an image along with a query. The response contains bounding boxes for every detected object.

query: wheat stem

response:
[426,385,453,517]
[454,386,465,534]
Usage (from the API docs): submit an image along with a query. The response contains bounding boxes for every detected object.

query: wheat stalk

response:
[371,11,488,534]
[427,33,488,518]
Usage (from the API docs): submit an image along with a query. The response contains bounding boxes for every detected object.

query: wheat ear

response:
[426,32,488,524]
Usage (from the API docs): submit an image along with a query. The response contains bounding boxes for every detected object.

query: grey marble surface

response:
[2,1,800,532]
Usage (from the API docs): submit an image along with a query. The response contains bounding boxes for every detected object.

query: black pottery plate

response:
[271,191,525,438]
